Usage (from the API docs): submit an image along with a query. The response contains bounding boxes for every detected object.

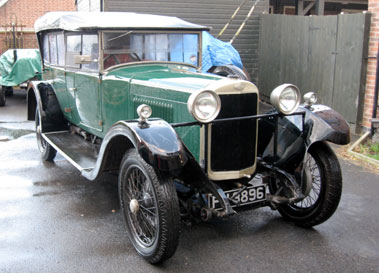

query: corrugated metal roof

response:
[34,11,210,32]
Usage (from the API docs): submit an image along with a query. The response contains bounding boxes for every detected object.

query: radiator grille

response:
[210,93,258,172]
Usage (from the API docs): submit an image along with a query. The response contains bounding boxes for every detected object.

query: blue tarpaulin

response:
[201,31,243,73]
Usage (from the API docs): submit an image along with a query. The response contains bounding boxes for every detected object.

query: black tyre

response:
[5,86,13,97]
[278,142,342,227]
[0,86,5,106]
[118,149,180,264]
[209,64,250,81]
[35,108,57,162]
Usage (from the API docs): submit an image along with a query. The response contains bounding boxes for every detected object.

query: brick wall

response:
[0,0,75,54]
[364,0,379,129]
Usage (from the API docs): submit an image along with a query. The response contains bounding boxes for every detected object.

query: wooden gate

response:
[258,13,370,127]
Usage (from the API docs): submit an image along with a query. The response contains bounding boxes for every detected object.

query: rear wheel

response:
[118,149,180,264]
[278,142,342,227]
[0,86,6,106]
[35,108,57,161]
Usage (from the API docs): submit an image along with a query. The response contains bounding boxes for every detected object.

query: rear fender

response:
[26,81,44,121]
[26,81,67,132]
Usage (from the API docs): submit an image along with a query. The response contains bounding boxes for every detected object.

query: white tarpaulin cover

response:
[34,12,209,32]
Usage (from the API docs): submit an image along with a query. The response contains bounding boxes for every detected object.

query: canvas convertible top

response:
[34,12,210,32]
[0,49,41,87]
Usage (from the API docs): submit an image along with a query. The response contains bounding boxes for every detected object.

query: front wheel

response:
[118,149,180,264]
[278,142,342,227]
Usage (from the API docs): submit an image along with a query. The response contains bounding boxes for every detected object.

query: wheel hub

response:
[129,199,140,214]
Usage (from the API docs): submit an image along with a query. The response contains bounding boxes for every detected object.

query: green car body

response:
[27,12,350,264]
[48,63,223,161]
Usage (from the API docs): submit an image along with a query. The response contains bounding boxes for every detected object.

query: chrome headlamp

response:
[187,90,221,123]
[137,104,152,123]
[270,84,301,115]
[303,92,317,107]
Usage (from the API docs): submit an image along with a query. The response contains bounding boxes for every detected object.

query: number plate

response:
[207,185,266,210]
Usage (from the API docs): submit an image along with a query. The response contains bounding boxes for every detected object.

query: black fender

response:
[304,105,350,146]
[26,81,67,133]
[82,119,188,180]
[84,119,235,216]
[258,104,350,170]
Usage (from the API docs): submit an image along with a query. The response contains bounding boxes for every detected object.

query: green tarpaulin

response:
[0,49,42,87]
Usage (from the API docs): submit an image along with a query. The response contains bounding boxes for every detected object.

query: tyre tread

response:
[119,149,180,264]
[279,142,342,228]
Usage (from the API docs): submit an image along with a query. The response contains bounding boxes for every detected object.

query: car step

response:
[42,131,97,172]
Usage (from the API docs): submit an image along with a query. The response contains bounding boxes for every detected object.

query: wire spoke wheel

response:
[119,149,180,264]
[277,142,342,227]
[123,166,158,247]
[291,153,322,210]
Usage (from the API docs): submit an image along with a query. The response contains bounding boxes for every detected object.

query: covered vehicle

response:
[28,12,350,264]
[0,48,42,106]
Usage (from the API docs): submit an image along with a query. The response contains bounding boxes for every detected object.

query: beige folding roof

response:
[34,12,210,32]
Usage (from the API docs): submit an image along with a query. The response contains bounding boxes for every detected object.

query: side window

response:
[49,34,58,65]
[57,33,65,66]
[42,34,50,64]
[82,34,99,71]
[66,34,81,68]
[183,34,198,66]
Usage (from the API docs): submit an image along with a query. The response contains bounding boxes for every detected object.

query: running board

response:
[42,131,98,172]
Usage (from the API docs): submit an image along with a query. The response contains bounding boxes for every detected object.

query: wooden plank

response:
[297,0,304,15]
[305,15,337,106]
[258,14,337,102]
[333,13,370,124]
[315,0,325,15]
[258,14,283,98]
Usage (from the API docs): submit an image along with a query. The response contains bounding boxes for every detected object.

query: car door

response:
[65,33,102,133]
[74,34,102,132]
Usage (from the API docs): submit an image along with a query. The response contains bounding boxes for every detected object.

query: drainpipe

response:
[371,41,379,136]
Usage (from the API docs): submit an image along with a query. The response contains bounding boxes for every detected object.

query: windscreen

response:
[103,31,199,69]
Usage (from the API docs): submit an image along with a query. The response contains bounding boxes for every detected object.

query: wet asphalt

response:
[0,90,378,273]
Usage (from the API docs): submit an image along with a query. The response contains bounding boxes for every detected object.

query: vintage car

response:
[0,49,42,106]
[28,12,350,264]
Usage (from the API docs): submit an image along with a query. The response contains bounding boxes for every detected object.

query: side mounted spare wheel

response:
[209,64,251,81]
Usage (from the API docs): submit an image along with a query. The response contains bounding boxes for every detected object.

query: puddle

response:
[0,127,34,141]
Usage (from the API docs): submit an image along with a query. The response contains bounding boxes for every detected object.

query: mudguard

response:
[84,119,189,181]
[26,81,67,132]
[87,119,235,216]
[258,104,350,169]
[304,105,350,146]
